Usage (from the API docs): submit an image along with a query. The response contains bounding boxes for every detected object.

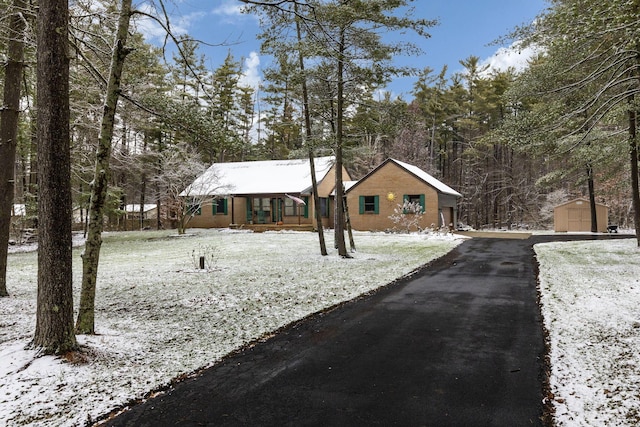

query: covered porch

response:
[229,223,316,232]
[228,194,312,227]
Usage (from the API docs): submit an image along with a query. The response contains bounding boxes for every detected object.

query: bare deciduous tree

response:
[152,144,231,234]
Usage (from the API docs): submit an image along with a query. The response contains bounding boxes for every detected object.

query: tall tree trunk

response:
[629,102,640,246]
[334,28,349,258]
[27,107,38,228]
[31,0,77,354]
[586,163,598,233]
[76,0,133,334]
[295,5,327,256]
[0,0,27,297]
[139,176,147,229]
[344,195,356,252]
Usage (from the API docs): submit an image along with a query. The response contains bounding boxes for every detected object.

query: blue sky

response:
[138,0,548,98]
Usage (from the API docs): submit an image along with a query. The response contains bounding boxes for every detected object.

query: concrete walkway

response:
[101,234,628,426]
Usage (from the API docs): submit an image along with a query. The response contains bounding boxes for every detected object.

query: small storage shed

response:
[553,198,608,232]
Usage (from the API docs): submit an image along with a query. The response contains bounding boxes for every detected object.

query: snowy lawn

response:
[536,238,640,426]
[0,229,461,426]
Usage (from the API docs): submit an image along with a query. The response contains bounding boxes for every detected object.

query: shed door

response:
[567,208,590,232]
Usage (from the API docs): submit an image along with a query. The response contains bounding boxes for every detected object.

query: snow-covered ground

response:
[3,229,639,426]
[536,238,640,426]
[0,228,462,426]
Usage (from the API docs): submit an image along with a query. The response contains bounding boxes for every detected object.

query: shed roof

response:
[123,204,157,213]
[553,198,608,210]
[346,158,462,198]
[181,156,335,197]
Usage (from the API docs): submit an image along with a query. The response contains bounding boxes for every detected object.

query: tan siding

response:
[346,162,440,231]
[187,197,234,228]
[311,164,349,228]
[317,165,350,197]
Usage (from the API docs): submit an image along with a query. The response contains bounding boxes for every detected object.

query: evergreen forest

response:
[2,0,637,235]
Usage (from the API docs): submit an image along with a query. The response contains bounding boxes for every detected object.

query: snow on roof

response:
[181,156,335,197]
[331,180,358,196]
[553,198,607,209]
[390,159,462,197]
[12,204,25,216]
[123,204,157,213]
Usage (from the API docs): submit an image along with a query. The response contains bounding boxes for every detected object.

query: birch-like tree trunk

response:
[628,102,640,246]
[31,0,77,354]
[76,0,133,334]
[0,0,27,297]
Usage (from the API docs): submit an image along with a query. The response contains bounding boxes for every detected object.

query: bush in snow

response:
[388,200,424,233]
[191,244,218,271]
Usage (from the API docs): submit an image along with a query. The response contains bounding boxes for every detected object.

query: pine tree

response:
[505,0,640,239]
[0,0,28,297]
[31,0,77,354]
[250,0,436,256]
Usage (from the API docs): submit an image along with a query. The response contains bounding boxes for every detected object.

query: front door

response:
[253,197,271,224]
[271,198,283,223]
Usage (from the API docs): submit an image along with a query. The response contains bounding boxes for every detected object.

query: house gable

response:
[346,159,460,231]
[347,158,461,198]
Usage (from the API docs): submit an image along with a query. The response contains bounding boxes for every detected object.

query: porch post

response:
[231,196,235,224]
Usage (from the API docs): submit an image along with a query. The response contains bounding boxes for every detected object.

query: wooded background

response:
[2,0,636,235]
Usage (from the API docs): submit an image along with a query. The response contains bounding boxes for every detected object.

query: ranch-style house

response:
[181,156,461,231]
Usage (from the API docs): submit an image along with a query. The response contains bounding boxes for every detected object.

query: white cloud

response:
[212,2,245,16]
[238,52,262,143]
[239,51,261,90]
[481,41,542,75]
[133,3,167,42]
[211,1,253,22]
[133,3,198,43]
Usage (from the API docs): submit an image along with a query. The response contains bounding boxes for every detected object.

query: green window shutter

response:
[403,194,409,213]
[374,196,380,214]
[419,194,425,212]
[223,198,228,215]
[246,197,252,221]
[212,200,217,215]
[272,198,277,222]
[359,196,365,214]
[304,196,309,218]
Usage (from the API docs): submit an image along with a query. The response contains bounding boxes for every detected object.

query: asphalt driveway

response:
[99,233,628,427]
